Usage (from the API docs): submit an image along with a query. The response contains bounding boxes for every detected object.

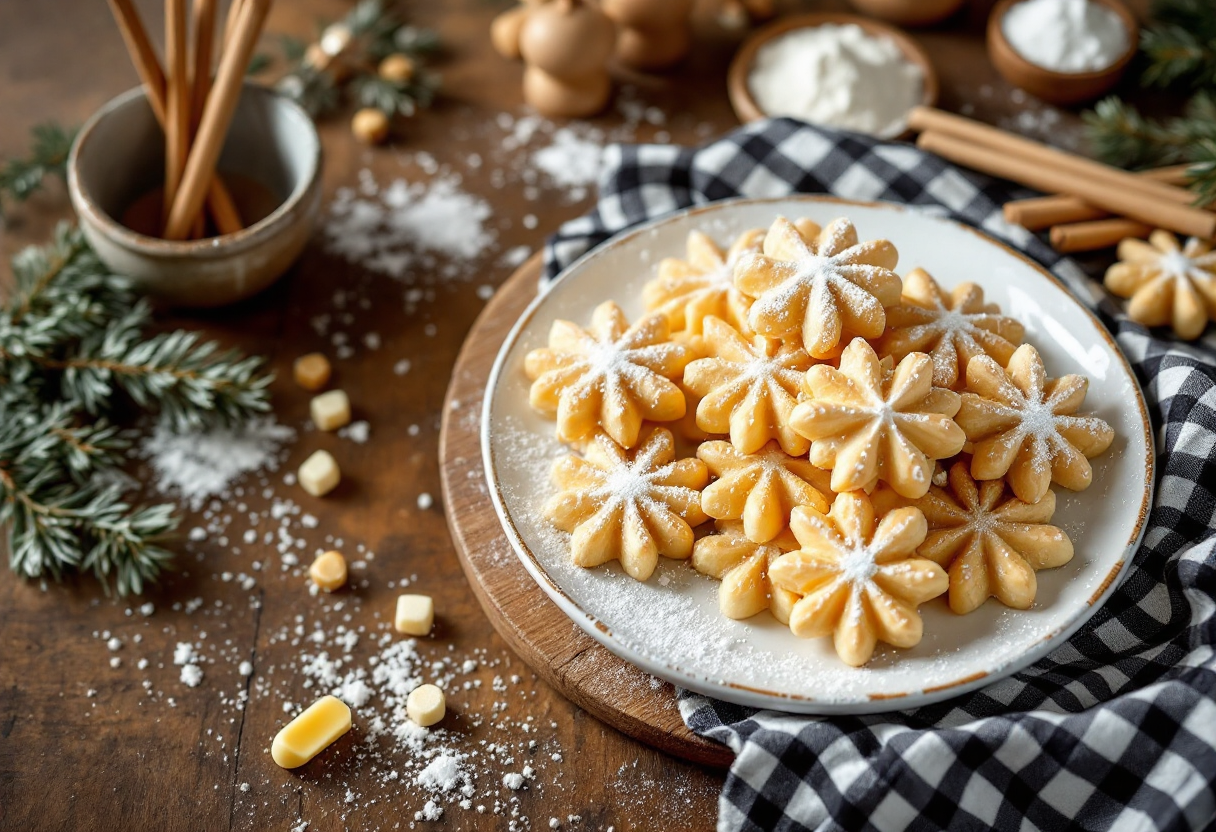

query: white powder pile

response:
[531,128,605,199]
[325,172,496,280]
[748,23,923,138]
[140,417,296,511]
[1002,0,1129,73]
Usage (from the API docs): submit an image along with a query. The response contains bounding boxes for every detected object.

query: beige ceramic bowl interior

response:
[68,82,322,308]
[728,12,940,139]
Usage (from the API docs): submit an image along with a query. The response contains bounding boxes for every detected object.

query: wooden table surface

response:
[0,1,1151,830]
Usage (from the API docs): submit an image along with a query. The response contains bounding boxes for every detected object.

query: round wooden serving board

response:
[439,254,734,769]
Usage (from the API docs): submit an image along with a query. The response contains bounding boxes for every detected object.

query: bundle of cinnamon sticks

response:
[907,107,1211,255]
[107,0,272,240]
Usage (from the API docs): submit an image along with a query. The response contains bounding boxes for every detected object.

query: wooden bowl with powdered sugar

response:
[987,0,1138,106]
[727,12,939,140]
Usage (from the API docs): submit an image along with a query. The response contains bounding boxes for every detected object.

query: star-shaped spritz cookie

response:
[1104,230,1216,340]
[692,521,800,622]
[682,316,813,456]
[734,216,902,358]
[643,229,764,336]
[542,428,708,581]
[768,492,947,666]
[956,344,1114,504]
[915,462,1073,614]
[876,267,1024,390]
[697,440,832,543]
[525,301,692,448]
[789,338,966,498]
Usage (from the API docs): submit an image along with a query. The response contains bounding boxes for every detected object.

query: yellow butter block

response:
[406,684,445,727]
[271,695,352,769]
[394,594,434,636]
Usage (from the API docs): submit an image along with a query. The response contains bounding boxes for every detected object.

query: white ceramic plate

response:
[482,196,1154,714]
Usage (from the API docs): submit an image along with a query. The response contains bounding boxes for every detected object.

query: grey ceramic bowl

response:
[68,82,322,308]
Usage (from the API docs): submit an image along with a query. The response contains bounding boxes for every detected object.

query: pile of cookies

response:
[525,216,1115,667]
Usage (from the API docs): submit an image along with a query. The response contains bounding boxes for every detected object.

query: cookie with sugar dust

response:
[692,520,800,622]
[1104,230,1216,340]
[733,216,902,359]
[643,228,764,337]
[542,428,709,582]
[955,344,1114,505]
[525,300,693,448]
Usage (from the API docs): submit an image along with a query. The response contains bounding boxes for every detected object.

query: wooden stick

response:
[1050,218,1154,254]
[164,0,190,224]
[908,107,1197,206]
[224,0,247,48]
[104,0,242,236]
[106,0,167,123]
[190,0,217,134]
[1004,164,1194,230]
[916,131,1216,240]
[165,0,269,240]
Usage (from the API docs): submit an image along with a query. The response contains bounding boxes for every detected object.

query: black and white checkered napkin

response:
[542,118,1216,832]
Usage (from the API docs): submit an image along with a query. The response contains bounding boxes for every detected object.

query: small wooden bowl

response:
[987,0,1139,106]
[847,0,966,28]
[728,13,940,139]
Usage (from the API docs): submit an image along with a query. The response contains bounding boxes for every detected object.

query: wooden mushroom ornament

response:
[519,0,616,118]
[490,0,548,61]
[601,0,696,71]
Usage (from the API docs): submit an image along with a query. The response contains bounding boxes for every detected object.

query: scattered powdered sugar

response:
[325,171,496,281]
[531,127,605,198]
[140,418,296,511]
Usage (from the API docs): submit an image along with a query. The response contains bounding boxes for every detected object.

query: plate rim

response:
[480,195,1156,714]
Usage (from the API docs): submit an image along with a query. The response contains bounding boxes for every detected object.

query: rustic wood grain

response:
[0,0,1154,829]
[439,253,734,768]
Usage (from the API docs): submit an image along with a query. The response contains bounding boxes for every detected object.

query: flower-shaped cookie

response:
[682,316,814,456]
[1104,230,1216,340]
[876,268,1025,390]
[543,428,709,581]
[956,344,1114,504]
[643,229,764,336]
[698,440,832,543]
[525,301,693,448]
[916,462,1073,614]
[768,492,947,666]
[789,338,966,498]
[734,216,902,358]
[692,521,799,622]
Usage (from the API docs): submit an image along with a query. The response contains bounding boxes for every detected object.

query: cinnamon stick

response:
[164,0,190,223]
[164,0,270,240]
[190,0,217,134]
[908,107,1197,207]
[105,0,242,236]
[1050,219,1154,254]
[1004,164,1194,230]
[916,131,1216,240]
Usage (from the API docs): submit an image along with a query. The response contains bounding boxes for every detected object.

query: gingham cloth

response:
[541,119,1216,832]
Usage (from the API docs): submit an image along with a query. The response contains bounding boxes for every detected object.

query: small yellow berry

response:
[351,108,390,145]
[378,53,416,84]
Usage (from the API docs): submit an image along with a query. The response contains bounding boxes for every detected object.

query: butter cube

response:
[271,695,351,769]
[406,684,445,727]
[294,353,332,391]
[395,594,434,636]
[311,390,351,431]
[310,551,348,592]
[299,450,340,497]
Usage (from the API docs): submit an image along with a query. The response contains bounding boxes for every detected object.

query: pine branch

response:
[1084,93,1216,206]
[1141,0,1216,89]
[1,224,275,594]
[0,122,77,218]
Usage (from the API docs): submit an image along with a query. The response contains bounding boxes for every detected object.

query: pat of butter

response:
[394,594,434,636]
[271,695,352,769]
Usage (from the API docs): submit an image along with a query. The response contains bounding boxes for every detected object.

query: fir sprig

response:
[1140,0,1216,89]
[1083,93,1216,205]
[0,122,77,218]
[1,224,274,594]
